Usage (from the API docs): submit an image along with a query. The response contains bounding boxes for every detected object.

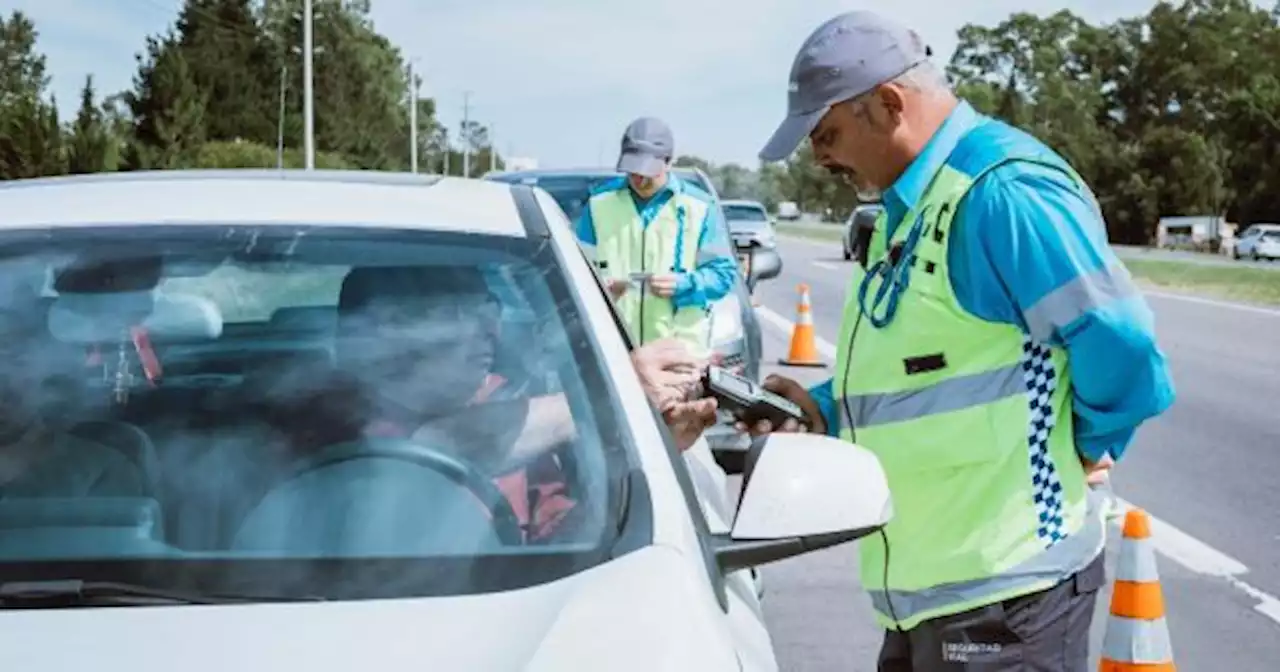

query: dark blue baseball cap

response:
[759,11,933,162]
[617,117,675,178]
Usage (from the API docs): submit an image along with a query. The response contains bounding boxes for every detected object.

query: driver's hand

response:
[732,374,826,436]
[631,339,716,409]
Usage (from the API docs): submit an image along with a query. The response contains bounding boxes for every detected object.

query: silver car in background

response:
[721,199,777,251]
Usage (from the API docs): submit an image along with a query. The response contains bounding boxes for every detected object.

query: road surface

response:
[746,234,1280,670]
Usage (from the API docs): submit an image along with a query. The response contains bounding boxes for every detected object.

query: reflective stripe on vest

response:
[834,131,1106,630]
[587,184,711,356]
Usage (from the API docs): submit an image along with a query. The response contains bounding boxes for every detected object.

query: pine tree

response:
[67,75,114,174]
[125,34,207,169]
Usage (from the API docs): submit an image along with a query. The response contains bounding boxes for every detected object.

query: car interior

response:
[0,241,604,563]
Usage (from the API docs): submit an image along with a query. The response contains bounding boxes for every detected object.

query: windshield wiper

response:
[0,579,324,608]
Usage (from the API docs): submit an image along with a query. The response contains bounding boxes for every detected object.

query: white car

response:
[0,170,892,672]
[1233,223,1280,261]
[721,199,778,250]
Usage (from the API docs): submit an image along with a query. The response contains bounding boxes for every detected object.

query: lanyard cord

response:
[856,209,927,329]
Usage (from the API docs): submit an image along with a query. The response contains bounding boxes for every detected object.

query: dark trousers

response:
[877,553,1106,671]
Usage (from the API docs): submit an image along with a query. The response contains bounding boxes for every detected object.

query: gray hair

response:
[889,60,951,94]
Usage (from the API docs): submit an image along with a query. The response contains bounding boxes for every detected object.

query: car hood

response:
[0,546,741,672]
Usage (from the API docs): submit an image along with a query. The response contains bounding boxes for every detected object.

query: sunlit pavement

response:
[731,235,1280,670]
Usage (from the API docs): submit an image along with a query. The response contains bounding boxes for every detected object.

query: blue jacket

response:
[811,101,1176,464]
[574,174,738,310]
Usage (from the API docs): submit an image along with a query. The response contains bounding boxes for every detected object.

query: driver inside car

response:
[0,286,145,500]
[332,265,578,543]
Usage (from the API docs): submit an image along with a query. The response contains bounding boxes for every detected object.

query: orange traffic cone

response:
[1099,508,1176,671]
[779,283,826,367]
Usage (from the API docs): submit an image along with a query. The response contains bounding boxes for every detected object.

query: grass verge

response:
[1123,259,1280,306]
[776,223,844,243]
[775,226,1280,306]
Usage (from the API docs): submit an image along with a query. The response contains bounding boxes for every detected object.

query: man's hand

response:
[1081,453,1114,486]
[647,274,678,298]
[606,278,629,300]
[732,374,826,436]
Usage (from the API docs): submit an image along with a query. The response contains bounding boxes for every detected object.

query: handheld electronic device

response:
[628,271,653,289]
[701,366,807,428]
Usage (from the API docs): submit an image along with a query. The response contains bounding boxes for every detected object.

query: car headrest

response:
[338,266,489,316]
[48,291,223,344]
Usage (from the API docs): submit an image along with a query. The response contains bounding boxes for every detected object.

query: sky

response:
[10,0,1178,169]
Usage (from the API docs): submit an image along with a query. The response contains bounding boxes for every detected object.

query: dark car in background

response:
[484,166,776,453]
[843,202,884,263]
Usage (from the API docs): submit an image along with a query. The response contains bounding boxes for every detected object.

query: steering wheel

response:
[285,437,524,546]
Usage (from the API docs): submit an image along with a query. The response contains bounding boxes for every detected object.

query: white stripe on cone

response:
[1101,616,1175,664]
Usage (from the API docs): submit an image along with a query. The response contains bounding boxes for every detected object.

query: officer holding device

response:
[573,117,738,357]
[741,11,1175,671]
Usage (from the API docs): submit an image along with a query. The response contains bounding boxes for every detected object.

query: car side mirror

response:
[747,247,782,284]
[714,433,892,573]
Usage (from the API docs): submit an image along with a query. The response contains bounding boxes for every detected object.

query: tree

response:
[67,75,115,174]
[125,34,207,170]
[0,11,64,179]
[174,0,277,145]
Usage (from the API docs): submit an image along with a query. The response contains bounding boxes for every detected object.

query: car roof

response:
[486,166,712,184]
[0,169,534,237]
[720,199,765,208]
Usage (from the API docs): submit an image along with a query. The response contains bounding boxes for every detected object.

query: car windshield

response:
[1263,231,1280,241]
[723,205,768,222]
[0,224,634,602]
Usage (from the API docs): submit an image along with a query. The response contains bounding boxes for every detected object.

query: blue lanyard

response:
[857,210,927,329]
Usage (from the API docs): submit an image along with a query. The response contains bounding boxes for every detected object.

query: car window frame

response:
[572,241,734,611]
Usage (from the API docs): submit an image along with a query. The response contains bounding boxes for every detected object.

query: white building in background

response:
[505,156,539,171]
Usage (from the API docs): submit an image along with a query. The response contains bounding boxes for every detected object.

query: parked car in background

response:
[776,201,800,221]
[0,169,895,672]
[843,202,884,262]
[721,199,777,251]
[1233,223,1280,261]
[483,167,770,450]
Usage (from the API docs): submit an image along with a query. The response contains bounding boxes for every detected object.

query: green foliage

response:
[66,75,116,174]
[190,139,350,169]
[1,0,502,181]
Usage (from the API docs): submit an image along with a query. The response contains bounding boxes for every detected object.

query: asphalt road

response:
[743,235,1280,671]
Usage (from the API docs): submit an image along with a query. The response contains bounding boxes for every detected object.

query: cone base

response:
[1099,660,1175,671]
[779,359,827,368]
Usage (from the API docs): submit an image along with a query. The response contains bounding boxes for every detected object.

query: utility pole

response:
[461,91,471,178]
[303,0,315,170]
[276,64,288,169]
[408,61,418,173]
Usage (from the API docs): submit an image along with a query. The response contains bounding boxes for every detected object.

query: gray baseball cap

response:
[759,11,933,162]
[617,117,674,178]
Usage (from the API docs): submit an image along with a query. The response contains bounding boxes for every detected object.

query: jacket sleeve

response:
[808,378,840,437]
[574,199,598,261]
[673,202,738,310]
[951,163,1176,464]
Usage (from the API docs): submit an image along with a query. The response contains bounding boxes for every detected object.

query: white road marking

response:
[1143,290,1280,317]
[754,301,1280,628]
[811,261,841,271]
[755,305,838,359]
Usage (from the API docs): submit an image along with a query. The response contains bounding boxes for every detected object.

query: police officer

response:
[575,117,737,357]
[743,11,1176,671]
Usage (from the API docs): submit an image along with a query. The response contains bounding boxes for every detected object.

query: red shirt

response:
[366,374,576,543]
